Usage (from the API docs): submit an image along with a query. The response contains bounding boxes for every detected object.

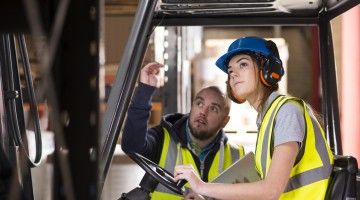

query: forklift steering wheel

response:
[127,152,187,195]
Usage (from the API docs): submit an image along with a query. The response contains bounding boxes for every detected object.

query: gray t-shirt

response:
[256,92,305,148]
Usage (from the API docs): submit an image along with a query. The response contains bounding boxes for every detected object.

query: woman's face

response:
[227,54,259,101]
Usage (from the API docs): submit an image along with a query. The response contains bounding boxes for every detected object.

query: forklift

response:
[102,0,360,199]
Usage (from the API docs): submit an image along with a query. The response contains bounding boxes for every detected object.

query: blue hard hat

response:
[215,36,272,73]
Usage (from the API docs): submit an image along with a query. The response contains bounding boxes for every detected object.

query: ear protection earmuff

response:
[259,56,284,87]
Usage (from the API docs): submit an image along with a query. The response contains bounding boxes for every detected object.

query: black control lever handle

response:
[176,179,187,188]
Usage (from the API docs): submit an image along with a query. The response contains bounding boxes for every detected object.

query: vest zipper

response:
[200,160,205,179]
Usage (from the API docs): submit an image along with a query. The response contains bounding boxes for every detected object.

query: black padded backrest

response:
[325,155,358,200]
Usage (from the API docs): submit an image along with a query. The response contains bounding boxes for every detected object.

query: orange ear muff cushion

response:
[260,70,271,87]
[270,72,280,79]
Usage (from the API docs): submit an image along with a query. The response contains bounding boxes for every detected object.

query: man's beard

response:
[189,123,214,141]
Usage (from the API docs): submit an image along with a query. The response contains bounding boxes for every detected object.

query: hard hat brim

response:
[215,48,265,73]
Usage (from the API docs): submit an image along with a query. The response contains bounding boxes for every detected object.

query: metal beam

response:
[318,13,342,155]
[99,0,158,194]
[325,0,360,20]
[51,0,101,199]
[152,16,319,26]
[162,27,179,114]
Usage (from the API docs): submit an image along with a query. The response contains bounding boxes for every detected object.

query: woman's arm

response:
[176,142,299,200]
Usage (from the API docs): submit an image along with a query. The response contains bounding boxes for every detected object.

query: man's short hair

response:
[196,86,231,115]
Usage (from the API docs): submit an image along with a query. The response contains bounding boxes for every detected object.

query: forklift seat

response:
[325,155,358,200]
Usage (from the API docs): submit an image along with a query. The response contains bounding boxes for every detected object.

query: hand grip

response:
[176,179,187,188]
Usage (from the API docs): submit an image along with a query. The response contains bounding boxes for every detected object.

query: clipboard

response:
[211,152,261,183]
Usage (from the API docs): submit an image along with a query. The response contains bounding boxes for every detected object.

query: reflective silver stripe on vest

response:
[218,140,241,174]
[218,141,225,173]
[155,133,179,195]
[260,96,286,176]
[283,107,332,192]
[230,145,240,162]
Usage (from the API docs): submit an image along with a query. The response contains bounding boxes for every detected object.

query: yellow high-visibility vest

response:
[151,127,244,200]
[255,96,334,200]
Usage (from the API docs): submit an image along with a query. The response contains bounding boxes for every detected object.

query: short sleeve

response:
[273,101,305,147]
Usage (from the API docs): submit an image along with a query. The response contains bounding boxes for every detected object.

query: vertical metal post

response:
[162,27,179,114]
[310,27,321,112]
[52,0,101,199]
[318,14,342,155]
[99,0,158,192]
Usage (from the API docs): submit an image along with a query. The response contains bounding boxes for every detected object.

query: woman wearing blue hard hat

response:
[174,36,334,200]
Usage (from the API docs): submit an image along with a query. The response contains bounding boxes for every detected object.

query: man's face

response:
[188,89,229,141]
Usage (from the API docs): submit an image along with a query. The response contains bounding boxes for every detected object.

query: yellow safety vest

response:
[151,127,244,200]
[255,96,334,200]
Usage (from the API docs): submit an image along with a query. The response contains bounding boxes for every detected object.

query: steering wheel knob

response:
[176,179,187,188]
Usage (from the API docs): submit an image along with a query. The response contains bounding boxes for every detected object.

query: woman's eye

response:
[239,63,248,69]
